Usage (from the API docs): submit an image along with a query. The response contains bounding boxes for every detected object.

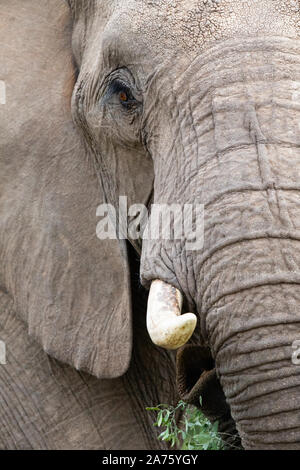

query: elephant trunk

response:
[207,281,300,450]
[141,37,300,448]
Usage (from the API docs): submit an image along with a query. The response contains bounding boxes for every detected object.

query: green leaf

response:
[157,411,163,427]
[212,421,219,432]
[146,401,225,451]
[159,430,169,441]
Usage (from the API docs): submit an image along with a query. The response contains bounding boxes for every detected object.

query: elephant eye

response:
[108,79,140,110]
[119,91,129,102]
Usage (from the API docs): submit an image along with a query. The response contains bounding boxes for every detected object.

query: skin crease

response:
[1,0,300,450]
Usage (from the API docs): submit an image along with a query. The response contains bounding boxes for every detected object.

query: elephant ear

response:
[0,0,131,378]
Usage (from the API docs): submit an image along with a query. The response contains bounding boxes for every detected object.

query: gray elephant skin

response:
[1,0,300,450]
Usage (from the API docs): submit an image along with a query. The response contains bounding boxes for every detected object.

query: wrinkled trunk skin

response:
[209,283,300,449]
[141,37,300,449]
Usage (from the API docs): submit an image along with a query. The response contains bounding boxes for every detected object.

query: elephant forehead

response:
[112,0,300,55]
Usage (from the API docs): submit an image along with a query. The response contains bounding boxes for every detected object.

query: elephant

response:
[1,0,300,451]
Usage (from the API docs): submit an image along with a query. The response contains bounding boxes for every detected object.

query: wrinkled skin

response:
[1,0,300,450]
[0,0,176,449]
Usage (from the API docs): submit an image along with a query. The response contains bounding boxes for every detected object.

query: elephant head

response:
[1,0,300,450]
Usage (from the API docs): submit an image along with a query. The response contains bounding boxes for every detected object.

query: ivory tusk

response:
[146,279,197,350]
